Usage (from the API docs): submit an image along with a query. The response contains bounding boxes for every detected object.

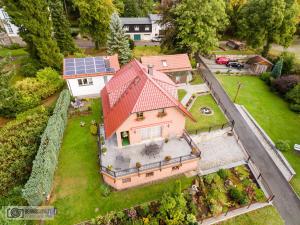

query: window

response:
[122,178,131,183]
[146,172,154,177]
[6,23,13,34]
[134,26,139,31]
[157,108,166,117]
[123,26,129,31]
[145,26,150,31]
[78,78,93,86]
[161,60,168,67]
[103,76,108,84]
[136,112,144,121]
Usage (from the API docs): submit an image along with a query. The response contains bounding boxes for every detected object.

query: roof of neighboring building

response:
[246,55,273,66]
[63,55,120,79]
[101,59,195,138]
[120,17,151,25]
[140,54,192,73]
[227,39,245,46]
[148,14,162,22]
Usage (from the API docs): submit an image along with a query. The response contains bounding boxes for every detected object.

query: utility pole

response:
[233,82,242,103]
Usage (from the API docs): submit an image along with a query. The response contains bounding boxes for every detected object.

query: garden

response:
[83,166,266,225]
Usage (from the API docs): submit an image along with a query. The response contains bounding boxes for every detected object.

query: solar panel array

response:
[63,57,114,76]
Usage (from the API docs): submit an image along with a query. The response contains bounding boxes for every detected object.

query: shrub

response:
[217,169,229,180]
[136,162,142,168]
[203,174,215,185]
[190,57,197,68]
[254,189,265,202]
[102,147,107,154]
[275,140,291,152]
[7,43,21,49]
[164,156,172,161]
[22,90,70,205]
[286,84,300,112]
[186,214,197,223]
[208,198,223,216]
[229,187,248,205]
[100,184,111,197]
[271,75,299,95]
[271,58,283,78]
[128,38,135,50]
[260,72,271,84]
[19,57,42,77]
[280,52,296,75]
[90,124,98,135]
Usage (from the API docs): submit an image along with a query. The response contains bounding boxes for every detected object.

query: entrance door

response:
[140,126,162,141]
[134,34,141,41]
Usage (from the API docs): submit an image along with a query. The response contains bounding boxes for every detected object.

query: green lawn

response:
[213,49,256,55]
[178,89,187,101]
[186,94,228,133]
[47,99,194,225]
[0,47,28,57]
[133,46,162,59]
[190,71,204,85]
[217,75,300,195]
[218,206,284,225]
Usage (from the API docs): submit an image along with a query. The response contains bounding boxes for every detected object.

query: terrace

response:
[99,126,201,177]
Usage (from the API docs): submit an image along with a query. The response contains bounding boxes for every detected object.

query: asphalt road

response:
[196,55,300,225]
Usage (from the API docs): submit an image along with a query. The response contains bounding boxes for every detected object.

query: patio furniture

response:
[144,142,163,158]
[294,144,300,152]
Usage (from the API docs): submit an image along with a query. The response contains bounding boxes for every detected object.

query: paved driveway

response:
[196,55,300,225]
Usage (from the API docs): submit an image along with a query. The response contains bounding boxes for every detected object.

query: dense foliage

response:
[107,13,132,65]
[74,0,115,49]
[271,58,283,78]
[271,75,299,95]
[275,140,291,152]
[122,0,154,17]
[3,0,63,69]
[280,52,297,75]
[286,84,300,112]
[49,0,77,55]
[23,90,70,205]
[0,106,49,196]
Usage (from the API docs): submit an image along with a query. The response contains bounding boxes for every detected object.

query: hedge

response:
[22,90,70,205]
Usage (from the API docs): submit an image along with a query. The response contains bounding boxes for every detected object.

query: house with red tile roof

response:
[140,54,193,84]
[99,59,201,189]
[63,54,120,98]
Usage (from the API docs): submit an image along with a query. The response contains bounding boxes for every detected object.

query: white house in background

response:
[0,8,24,46]
[63,55,120,98]
[120,14,163,41]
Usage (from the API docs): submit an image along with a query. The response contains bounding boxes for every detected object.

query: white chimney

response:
[148,64,153,75]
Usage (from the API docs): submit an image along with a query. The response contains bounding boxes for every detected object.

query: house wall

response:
[0,8,19,37]
[102,158,198,190]
[115,107,186,148]
[66,75,113,98]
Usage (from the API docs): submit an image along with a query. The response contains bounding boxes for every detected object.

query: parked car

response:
[151,36,162,42]
[215,57,229,65]
[226,61,244,69]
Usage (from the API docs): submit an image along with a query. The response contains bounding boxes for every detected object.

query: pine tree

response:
[272,58,283,78]
[49,0,77,55]
[107,13,132,65]
[3,0,63,70]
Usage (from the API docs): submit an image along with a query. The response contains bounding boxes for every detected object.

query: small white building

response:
[63,55,120,98]
[120,14,163,41]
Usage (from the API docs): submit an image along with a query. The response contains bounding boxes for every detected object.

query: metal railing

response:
[187,121,233,135]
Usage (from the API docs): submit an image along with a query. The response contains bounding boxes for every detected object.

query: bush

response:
[260,72,271,84]
[190,57,197,68]
[280,52,296,75]
[19,57,42,77]
[271,75,299,95]
[100,184,111,197]
[217,169,229,180]
[7,43,21,49]
[203,174,215,185]
[254,189,265,202]
[128,38,135,50]
[229,187,248,205]
[286,84,300,112]
[90,124,98,135]
[275,140,291,152]
[22,90,70,205]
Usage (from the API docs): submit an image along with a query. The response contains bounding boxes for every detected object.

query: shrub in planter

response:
[208,198,223,216]
[217,169,229,180]
[275,140,290,152]
[254,189,265,202]
[164,156,172,161]
[203,174,215,185]
[229,187,248,205]
[100,184,111,197]
[136,162,142,168]
[102,147,107,154]
[107,165,113,171]
[90,124,98,135]
[100,136,105,145]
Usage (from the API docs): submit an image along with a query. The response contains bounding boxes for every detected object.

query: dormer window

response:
[123,26,129,31]
[136,112,144,121]
[157,108,167,117]
[145,26,150,31]
[134,26,139,31]
[161,60,168,67]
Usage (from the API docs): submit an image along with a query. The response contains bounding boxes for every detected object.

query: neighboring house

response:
[246,55,273,74]
[63,55,120,98]
[100,59,200,189]
[141,54,193,84]
[0,8,24,46]
[226,40,246,50]
[120,14,163,41]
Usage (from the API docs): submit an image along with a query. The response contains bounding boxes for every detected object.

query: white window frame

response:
[78,77,93,86]
[145,26,150,31]
[134,26,139,31]
[123,26,129,31]
[162,60,168,67]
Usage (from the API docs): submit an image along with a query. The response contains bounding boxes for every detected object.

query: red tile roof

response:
[140,54,192,73]
[101,59,195,138]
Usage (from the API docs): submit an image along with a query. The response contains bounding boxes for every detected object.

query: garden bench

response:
[294,144,300,152]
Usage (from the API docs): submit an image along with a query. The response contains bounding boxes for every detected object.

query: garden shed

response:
[246,55,273,75]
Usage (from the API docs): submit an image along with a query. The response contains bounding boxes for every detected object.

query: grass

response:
[0,47,28,57]
[47,98,194,225]
[213,49,256,55]
[190,71,204,85]
[217,75,300,195]
[177,89,187,101]
[218,206,284,225]
[133,46,162,59]
[186,94,228,133]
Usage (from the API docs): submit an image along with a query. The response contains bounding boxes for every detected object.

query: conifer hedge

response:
[22,90,70,205]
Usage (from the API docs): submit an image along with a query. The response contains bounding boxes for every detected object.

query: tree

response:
[107,13,132,65]
[3,0,63,69]
[113,0,125,14]
[271,58,283,78]
[49,0,77,55]
[280,51,296,75]
[122,0,154,17]
[172,0,228,54]
[225,0,247,35]
[74,0,115,49]
[237,0,299,56]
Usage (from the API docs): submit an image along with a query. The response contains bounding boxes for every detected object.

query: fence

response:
[187,121,233,135]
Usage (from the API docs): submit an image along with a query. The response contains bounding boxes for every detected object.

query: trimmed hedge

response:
[22,90,70,205]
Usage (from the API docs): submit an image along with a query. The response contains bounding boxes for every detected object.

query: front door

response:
[121,131,130,146]
[140,126,162,141]
[134,34,141,41]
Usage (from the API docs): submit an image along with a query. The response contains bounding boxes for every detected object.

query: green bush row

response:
[22,90,70,205]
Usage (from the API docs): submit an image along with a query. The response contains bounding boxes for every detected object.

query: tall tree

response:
[225,0,247,35]
[237,0,299,56]
[3,0,63,70]
[74,0,115,49]
[107,13,132,65]
[113,0,125,14]
[122,0,154,17]
[49,0,77,55]
[172,0,228,54]
[272,58,283,78]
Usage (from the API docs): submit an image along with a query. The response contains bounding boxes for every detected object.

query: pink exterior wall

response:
[102,159,198,190]
[115,107,186,148]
